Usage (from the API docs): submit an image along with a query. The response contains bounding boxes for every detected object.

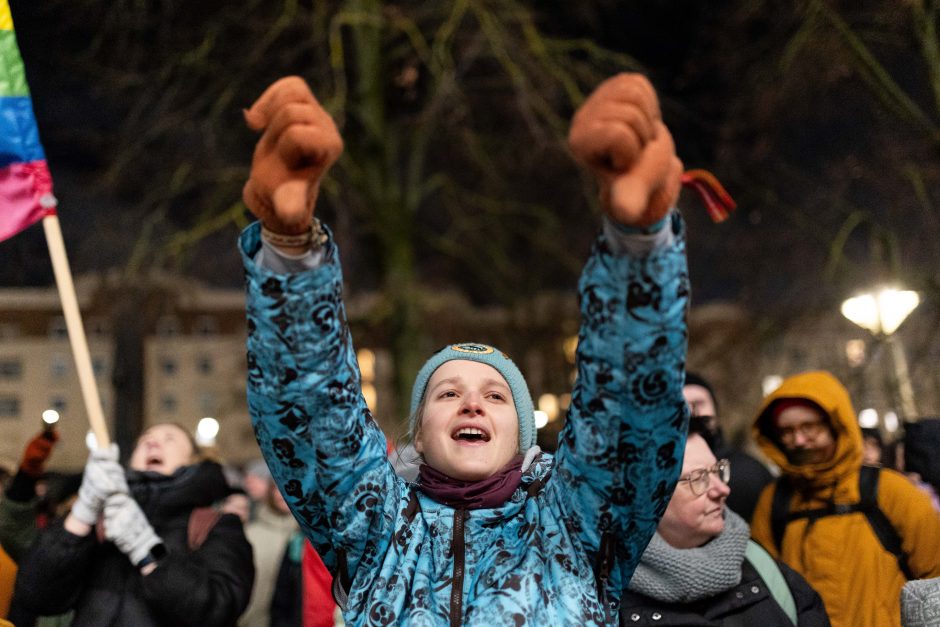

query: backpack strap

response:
[770,476,794,552]
[857,465,913,580]
[187,506,222,551]
[745,540,797,626]
[770,466,912,580]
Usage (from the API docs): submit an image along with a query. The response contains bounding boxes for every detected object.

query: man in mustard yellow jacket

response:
[750,371,940,627]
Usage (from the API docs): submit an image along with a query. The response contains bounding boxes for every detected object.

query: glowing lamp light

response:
[841,288,920,336]
[562,336,578,365]
[534,410,549,430]
[362,383,377,411]
[883,411,900,433]
[196,417,220,446]
[538,394,559,422]
[857,408,878,429]
[762,375,783,397]
[42,409,60,426]
[842,286,921,421]
[357,348,376,382]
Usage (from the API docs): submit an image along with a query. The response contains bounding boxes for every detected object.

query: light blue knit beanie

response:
[409,343,535,451]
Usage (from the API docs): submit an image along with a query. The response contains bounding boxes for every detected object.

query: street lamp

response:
[41,409,60,430]
[196,417,220,447]
[841,287,920,420]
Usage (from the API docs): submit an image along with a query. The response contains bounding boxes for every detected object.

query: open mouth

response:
[451,427,491,443]
[146,455,163,468]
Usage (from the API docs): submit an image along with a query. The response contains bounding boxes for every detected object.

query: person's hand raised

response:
[70,444,128,526]
[19,429,59,478]
[568,73,683,229]
[243,77,343,241]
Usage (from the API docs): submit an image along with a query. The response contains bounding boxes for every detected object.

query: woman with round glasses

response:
[620,416,830,625]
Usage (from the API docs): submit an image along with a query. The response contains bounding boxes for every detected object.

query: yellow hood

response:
[752,370,863,483]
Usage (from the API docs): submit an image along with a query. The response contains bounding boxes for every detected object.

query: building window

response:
[51,353,69,379]
[198,392,216,414]
[87,317,110,337]
[197,356,213,375]
[160,394,178,414]
[0,358,23,380]
[49,395,67,413]
[92,356,108,377]
[48,317,68,340]
[194,316,219,336]
[160,357,178,376]
[0,396,20,418]
[156,316,181,338]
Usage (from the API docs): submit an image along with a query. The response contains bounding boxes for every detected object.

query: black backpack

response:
[770,465,913,580]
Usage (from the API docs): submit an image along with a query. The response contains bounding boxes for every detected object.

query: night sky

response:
[3,1,937,322]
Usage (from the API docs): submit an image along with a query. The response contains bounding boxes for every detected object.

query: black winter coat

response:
[13,460,254,627]
[723,449,773,524]
[620,559,830,626]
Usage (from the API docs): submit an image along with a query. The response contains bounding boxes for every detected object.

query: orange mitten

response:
[242,76,344,236]
[20,430,58,478]
[568,73,683,228]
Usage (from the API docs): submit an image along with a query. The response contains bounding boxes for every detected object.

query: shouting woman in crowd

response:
[240,72,689,625]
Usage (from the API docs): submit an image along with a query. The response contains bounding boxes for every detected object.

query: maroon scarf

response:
[418,455,524,509]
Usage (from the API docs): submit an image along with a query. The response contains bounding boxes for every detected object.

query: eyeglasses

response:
[776,420,828,445]
[678,459,730,496]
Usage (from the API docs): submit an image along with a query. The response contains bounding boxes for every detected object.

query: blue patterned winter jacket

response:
[240,213,689,626]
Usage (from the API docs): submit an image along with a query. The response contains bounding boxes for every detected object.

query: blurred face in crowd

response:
[683,384,717,418]
[415,360,519,481]
[658,434,731,549]
[243,472,270,502]
[774,404,837,465]
[129,423,196,476]
[862,435,883,465]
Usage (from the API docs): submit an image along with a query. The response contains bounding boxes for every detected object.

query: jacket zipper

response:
[450,509,467,627]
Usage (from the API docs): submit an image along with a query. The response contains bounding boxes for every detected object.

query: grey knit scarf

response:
[628,508,750,603]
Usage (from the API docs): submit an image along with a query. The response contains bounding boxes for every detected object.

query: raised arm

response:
[240,77,400,578]
[0,429,60,561]
[552,73,689,580]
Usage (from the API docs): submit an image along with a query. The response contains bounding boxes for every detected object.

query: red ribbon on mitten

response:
[681,169,737,223]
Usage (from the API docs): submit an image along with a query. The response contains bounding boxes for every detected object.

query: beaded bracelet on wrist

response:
[260,218,328,250]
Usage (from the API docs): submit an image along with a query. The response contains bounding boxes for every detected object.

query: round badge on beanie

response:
[410,343,536,451]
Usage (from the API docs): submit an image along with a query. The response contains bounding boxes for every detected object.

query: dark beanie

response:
[684,371,718,413]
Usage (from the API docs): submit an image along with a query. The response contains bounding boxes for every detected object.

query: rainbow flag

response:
[0,0,56,241]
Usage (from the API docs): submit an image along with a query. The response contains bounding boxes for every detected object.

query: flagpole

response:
[42,214,111,448]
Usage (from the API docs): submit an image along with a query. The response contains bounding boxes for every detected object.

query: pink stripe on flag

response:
[0,159,56,241]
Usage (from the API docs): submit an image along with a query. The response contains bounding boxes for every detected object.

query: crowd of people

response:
[0,73,939,627]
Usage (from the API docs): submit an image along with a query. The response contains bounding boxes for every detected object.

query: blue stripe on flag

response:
[0,95,46,167]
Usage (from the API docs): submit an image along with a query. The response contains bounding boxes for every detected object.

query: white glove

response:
[103,492,163,567]
[70,444,128,526]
